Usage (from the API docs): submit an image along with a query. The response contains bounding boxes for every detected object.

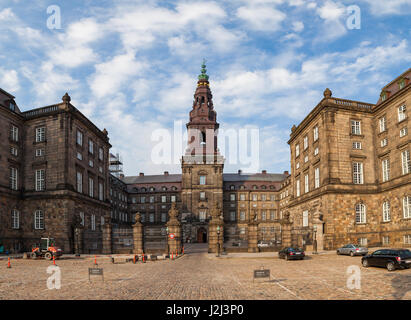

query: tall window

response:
[230,211,236,221]
[76,172,83,192]
[303,136,308,150]
[400,127,408,137]
[149,214,155,223]
[402,150,410,174]
[296,179,300,197]
[240,211,246,221]
[89,139,94,154]
[261,211,266,221]
[12,209,19,229]
[80,212,85,226]
[313,126,319,141]
[351,120,361,135]
[403,196,411,219]
[91,215,96,231]
[379,117,386,132]
[302,210,309,227]
[199,211,206,222]
[171,195,176,202]
[199,175,206,185]
[161,195,167,203]
[35,127,46,142]
[230,193,236,201]
[314,167,320,188]
[382,159,390,182]
[355,203,366,224]
[98,182,104,201]
[10,167,18,190]
[295,144,300,157]
[88,177,94,197]
[381,138,387,147]
[352,142,362,149]
[382,201,390,222]
[353,162,363,184]
[10,125,18,141]
[304,174,309,193]
[34,210,44,229]
[35,169,45,191]
[240,194,246,201]
[161,213,167,222]
[98,147,103,161]
[398,105,406,122]
[76,130,83,146]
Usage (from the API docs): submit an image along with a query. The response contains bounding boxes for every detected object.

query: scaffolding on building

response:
[109,153,123,178]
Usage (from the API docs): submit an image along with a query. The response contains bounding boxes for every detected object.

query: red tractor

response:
[31,237,63,260]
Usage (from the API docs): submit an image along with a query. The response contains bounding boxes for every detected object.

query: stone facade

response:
[0,91,111,253]
[285,68,411,250]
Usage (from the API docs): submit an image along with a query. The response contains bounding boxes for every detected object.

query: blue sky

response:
[1,0,410,176]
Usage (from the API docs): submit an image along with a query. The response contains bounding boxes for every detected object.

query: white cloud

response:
[236,5,286,31]
[89,52,147,99]
[315,1,347,41]
[21,62,78,105]
[292,21,304,32]
[360,0,411,15]
[317,1,345,20]
[0,67,19,92]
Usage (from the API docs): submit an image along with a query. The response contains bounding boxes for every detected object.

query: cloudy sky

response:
[1,0,410,176]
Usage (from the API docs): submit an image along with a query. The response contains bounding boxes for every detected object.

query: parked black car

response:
[362,249,411,271]
[279,247,305,260]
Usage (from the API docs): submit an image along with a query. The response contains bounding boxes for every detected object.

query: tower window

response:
[199,175,206,185]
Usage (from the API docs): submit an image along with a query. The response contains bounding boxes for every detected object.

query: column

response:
[133,213,144,254]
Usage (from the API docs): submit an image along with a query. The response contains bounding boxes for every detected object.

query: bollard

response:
[94,255,97,265]
[53,255,56,266]
[133,255,136,264]
[171,251,173,260]
[142,254,146,263]
[7,257,11,269]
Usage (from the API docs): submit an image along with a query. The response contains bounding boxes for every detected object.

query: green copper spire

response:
[198,59,209,81]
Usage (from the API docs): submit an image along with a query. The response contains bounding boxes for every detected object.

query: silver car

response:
[337,244,368,256]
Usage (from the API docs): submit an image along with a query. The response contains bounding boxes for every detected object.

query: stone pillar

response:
[166,203,182,255]
[102,222,112,254]
[280,212,293,248]
[313,212,325,251]
[208,202,224,254]
[133,213,144,254]
[74,227,84,255]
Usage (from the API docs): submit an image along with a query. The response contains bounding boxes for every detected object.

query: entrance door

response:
[197,227,207,243]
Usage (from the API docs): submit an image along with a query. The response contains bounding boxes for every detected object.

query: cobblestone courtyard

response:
[1,244,410,300]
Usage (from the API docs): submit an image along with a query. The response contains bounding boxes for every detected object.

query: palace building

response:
[0,65,409,254]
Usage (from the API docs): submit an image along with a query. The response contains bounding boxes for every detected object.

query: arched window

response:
[162,186,167,191]
[201,96,205,104]
[201,131,206,145]
[141,187,146,192]
[355,203,366,224]
[230,185,235,190]
[261,185,267,190]
[252,185,258,190]
[382,201,390,222]
[149,187,155,192]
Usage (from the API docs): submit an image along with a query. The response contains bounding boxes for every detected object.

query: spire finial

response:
[198,59,209,81]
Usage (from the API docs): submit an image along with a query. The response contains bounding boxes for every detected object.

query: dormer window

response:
[381,91,387,102]
[9,101,16,111]
[399,78,406,90]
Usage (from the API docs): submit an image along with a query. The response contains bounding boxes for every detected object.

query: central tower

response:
[181,61,224,244]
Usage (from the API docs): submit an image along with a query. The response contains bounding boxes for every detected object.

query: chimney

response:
[283,171,289,175]
[262,170,267,174]
[164,171,169,176]
[238,169,242,174]
[139,172,144,177]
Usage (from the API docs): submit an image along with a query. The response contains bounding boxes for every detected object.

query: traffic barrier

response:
[94,255,97,265]
[133,255,136,264]
[171,251,174,260]
[7,257,11,269]
[53,255,56,266]
[142,254,146,263]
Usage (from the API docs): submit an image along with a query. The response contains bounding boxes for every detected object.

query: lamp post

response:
[313,225,318,254]
[166,227,170,256]
[216,226,220,257]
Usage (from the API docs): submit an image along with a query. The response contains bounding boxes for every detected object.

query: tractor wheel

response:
[30,252,37,259]
[44,252,52,260]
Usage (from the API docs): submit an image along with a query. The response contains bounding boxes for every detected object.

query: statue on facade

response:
[133,212,141,225]
[168,202,179,220]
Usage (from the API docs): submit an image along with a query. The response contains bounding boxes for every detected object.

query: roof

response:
[122,174,182,184]
[122,172,288,185]
[223,173,288,182]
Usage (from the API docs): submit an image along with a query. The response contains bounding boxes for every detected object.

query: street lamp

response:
[166,227,170,256]
[216,226,221,257]
[313,225,318,254]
